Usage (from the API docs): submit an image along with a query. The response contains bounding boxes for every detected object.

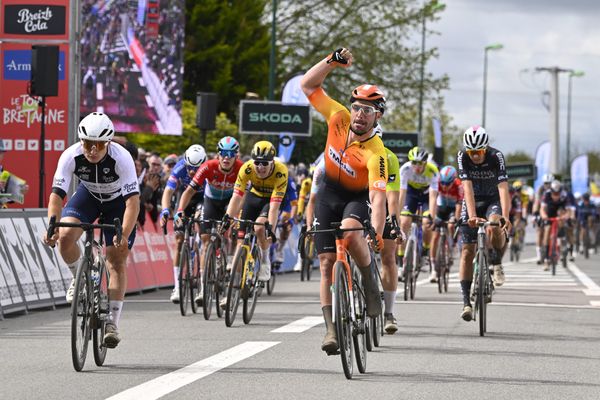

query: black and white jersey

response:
[52,142,139,202]
[457,146,508,200]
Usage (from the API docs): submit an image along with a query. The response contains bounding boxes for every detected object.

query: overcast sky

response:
[426,0,600,164]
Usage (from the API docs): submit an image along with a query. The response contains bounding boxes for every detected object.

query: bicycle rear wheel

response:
[267,262,277,295]
[334,261,353,379]
[477,252,487,337]
[190,246,200,315]
[92,258,109,367]
[71,261,91,372]
[352,270,367,373]
[202,243,216,320]
[178,244,190,316]
[215,245,228,319]
[225,246,245,327]
[243,247,262,324]
[436,239,445,294]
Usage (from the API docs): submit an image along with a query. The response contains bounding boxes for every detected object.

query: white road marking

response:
[138,77,145,87]
[96,83,103,100]
[567,261,600,293]
[395,300,599,310]
[106,341,279,400]
[590,301,600,307]
[271,316,323,333]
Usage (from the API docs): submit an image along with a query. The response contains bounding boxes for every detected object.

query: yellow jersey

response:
[233,160,288,202]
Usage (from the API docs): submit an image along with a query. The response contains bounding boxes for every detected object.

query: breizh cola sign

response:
[239,100,311,136]
[3,5,66,35]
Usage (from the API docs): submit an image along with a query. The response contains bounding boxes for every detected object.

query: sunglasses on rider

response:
[81,139,108,152]
[219,150,237,158]
[411,160,426,166]
[351,103,378,116]
[466,149,486,158]
[253,160,271,167]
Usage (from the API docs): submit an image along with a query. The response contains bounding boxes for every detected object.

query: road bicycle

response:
[299,222,316,281]
[509,219,525,262]
[545,217,566,275]
[402,213,428,301]
[165,217,201,316]
[224,218,267,327]
[199,219,229,320]
[469,220,500,337]
[302,220,378,379]
[433,220,453,294]
[47,216,121,372]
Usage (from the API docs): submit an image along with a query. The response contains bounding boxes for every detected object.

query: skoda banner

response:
[239,100,311,136]
[278,74,310,162]
[381,132,419,160]
[533,141,551,192]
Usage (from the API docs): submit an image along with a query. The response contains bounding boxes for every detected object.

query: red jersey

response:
[189,159,243,200]
[438,178,464,207]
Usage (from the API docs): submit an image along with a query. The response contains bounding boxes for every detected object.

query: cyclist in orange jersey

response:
[301,47,387,355]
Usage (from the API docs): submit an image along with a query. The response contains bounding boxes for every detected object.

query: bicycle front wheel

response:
[178,244,191,316]
[477,252,487,337]
[71,261,92,372]
[435,239,445,294]
[202,243,216,320]
[190,246,200,315]
[225,246,245,327]
[334,261,353,379]
[266,263,277,295]
[215,245,228,319]
[352,270,367,374]
[92,258,109,367]
[243,247,262,324]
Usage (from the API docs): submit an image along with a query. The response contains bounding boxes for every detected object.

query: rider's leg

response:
[381,238,398,332]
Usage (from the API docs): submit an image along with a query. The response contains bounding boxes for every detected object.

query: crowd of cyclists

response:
[41,47,600,358]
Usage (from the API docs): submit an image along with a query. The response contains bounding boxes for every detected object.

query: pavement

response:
[1,244,599,399]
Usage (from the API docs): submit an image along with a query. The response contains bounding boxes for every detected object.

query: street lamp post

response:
[417,1,445,136]
[482,43,503,127]
[566,70,584,168]
[268,0,277,100]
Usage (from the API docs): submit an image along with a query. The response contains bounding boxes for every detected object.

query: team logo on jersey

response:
[275,172,286,179]
[379,156,386,179]
[373,180,386,190]
[77,166,90,174]
[103,168,110,174]
[389,174,396,182]
[327,146,355,178]
[245,166,252,174]
[123,182,138,193]
[53,177,65,186]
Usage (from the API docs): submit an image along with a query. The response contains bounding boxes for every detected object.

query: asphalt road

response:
[1,244,599,400]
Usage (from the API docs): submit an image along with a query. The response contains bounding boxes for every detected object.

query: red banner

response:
[0,0,70,208]
[0,41,69,208]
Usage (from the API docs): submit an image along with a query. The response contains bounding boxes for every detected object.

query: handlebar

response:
[46,216,122,248]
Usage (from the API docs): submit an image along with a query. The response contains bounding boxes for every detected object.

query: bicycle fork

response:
[331,240,355,324]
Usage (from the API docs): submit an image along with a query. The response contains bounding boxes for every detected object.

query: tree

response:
[274,0,448,119]
[184,0,271,116]
[420,95,462,165]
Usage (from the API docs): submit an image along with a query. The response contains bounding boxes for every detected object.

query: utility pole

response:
[535,66,570,175]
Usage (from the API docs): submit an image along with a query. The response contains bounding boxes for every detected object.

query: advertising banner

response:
[0,0,71,208]
[79,0,184,134]
[570,154,589,196]
[278,75,310,162]
[381,132,419,159]
[0,0,69,40]
[240,100,311,136]
[533,141,551,192]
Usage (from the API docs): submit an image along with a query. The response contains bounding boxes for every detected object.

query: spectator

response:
[163,153,178,176]
[0,139,29,207]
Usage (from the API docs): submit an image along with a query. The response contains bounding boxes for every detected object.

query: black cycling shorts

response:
[459,198,501,244]
[437,204,455,222]
[402,186,430,215]
[200,196,230,233]
[238,191,271,237]
[62,183,136,249]
[314,183,370,254]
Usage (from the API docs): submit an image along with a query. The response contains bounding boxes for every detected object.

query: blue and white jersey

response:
[166,159,203,194]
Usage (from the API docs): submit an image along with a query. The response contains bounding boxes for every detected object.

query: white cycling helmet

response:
[550,180,562,193]
[542,173,554,184]
[463,125,489,150]
[78,112,115,141]
[184,144,207,167]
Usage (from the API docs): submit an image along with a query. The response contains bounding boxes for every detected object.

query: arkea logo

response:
[3,50,65,81]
